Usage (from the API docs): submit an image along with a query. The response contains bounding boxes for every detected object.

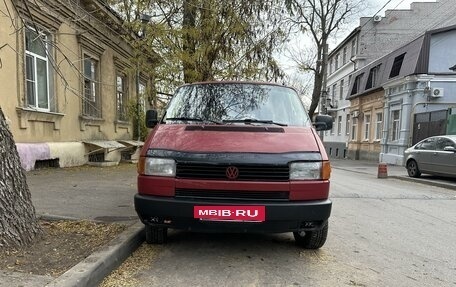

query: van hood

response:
[146,124,320,153]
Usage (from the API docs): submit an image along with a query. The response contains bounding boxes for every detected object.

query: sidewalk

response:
[331,158,456,191]
[1,163,143,287]
[2,160,455,287]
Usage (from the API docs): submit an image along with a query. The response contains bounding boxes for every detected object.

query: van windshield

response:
[164,83,311,127]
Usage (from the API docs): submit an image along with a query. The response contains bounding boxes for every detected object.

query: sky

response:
[376,0,436,14]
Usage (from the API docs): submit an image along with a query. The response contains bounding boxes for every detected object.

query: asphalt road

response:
[116,168,456,287]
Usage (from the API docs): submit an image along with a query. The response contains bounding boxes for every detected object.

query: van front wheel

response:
[145,225,167,244]
[293,222,328,249]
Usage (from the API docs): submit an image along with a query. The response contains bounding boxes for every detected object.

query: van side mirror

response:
[145,109,159,128]
[313,115,333,131]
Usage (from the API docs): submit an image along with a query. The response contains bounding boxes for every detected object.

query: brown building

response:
[0,0,150,170]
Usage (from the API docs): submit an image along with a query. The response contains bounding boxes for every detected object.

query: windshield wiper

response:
[223,118,288,127]
[165,117,222,125]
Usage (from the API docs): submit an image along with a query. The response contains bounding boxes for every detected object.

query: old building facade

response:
[347,26,456,164]
[0,0,149,170]
[322,0,456,161]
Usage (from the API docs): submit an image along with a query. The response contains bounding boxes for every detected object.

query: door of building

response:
[412,110,448,145]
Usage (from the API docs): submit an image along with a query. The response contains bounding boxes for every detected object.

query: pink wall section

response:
[16,143,51,171]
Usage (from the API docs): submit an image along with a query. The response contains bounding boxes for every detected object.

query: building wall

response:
[347,91,384,161]
[380,29,456,165]
[358,0,456,65]
[323,0,456,162]
[0,0,142,170]
[322,34,358,158]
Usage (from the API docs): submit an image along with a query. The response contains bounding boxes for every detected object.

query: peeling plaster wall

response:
[48,142,87,168]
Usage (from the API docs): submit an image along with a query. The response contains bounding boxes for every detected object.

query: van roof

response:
[180,81,297,92]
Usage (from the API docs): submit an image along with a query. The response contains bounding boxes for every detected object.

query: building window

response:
[366,64,381,90]
[375,112,383,140]
[329,59,333,74]
[346,114,350,135]
[331,118,335,135]
[83,55,100,118]
[335,53,340,70]
[364,114,371,140]
[351,116,358,140]
[25,26,51,110]
[337,116,342,135]
[116,75,128,121]
[343,47,347,64]
[339,79,344,100]
[389,53,406,78]
[391,110,401,141]
[350,73,363,95]
[332,83,337,102]
[351,39,357,57]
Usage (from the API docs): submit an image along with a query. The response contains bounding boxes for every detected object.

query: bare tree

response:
[285,0,362,119]
[0,108,42,249]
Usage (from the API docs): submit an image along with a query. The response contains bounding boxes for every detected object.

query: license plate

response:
[194,206,265,222]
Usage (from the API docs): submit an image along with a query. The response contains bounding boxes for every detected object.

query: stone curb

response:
[333,166,456,191]
[46,221,145,287]
[389,175,456,191]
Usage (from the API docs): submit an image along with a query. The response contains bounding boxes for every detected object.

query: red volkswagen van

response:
[135,81,333,249]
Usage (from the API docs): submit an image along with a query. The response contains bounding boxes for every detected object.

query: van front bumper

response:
[134,194,332,233]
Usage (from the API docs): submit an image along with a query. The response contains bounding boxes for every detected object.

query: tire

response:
[293,222,328,249]
[406,159,421,178]
[145,225,167,244]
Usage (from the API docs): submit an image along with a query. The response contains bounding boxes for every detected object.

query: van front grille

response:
[175,188,289,201]
[175,163,289,181]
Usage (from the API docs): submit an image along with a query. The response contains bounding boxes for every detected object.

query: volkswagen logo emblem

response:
[226,166,239,180]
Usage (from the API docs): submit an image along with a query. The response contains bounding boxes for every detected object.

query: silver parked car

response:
[404,135,456,178]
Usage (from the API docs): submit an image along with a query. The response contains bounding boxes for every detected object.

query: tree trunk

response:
[0,108,42,249]
[182,0,197,83]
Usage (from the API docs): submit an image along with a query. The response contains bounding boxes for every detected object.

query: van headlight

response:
[142,158,176,177]
[290,162,324,180]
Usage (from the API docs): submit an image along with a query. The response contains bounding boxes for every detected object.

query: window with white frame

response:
[116,74,128,121]
[375,112,383,140]
[350,73,364,95]
[331,118,335,135]
[329,58,333,74]
[343,47,347,64]
[25,26,51,110]
[364,114,371,140]
[332,83,337,102]
[351,39,357,57]
[335,53,340,70]
[351,116,358,140]
[83,55,100,117]
[366,64,381,90]
[339,79,344,100]
[391,110,400,141]
[346,114,350,135]
[337,116,342,135]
